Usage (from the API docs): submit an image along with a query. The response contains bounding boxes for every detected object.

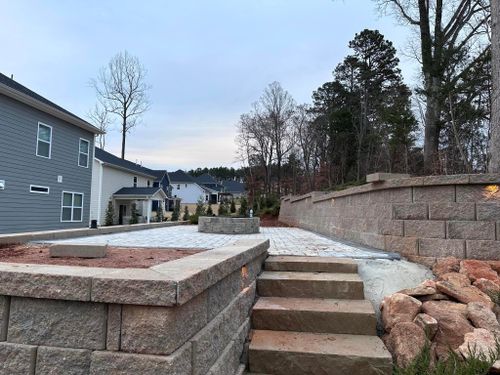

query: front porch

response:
[112,187,167,224]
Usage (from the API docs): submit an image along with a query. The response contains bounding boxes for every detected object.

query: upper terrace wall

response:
[279,174,500,263]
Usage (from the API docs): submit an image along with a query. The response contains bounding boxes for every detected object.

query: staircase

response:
[247,255,392,375]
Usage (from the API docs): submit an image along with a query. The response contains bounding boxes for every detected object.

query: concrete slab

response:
[49,244,107,258]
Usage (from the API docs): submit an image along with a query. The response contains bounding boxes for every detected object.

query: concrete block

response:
[378,219,404,236]
[477,203,500,221]
[457,185,500,202]
[369,188,412,204]
[366,173,410,183]
[418,238,466,258]
[120,291,207,355]
[385,236,418,255]
[106,304,122,351]
[466,240,500,260]
[207,270,241,321]
[422,175,470,185]
[413,186,455,202]
[0,342,37,375]
[0,296,9,341]
[35,346,91,375]
[89,342,192,375]
[447,221,496,240]
[429,203,475,221]
[49,243,107,258]
[404,220,445,239]
[360,232,386,249]
[7,297,106,350]
[469,174,500,184]
[91,269,177,306]
[393,203,428,220]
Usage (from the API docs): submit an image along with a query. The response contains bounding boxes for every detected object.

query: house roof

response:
[222,180,246,193]
[95,147,157,178]
[0,73,103,135]
[113,187,166,198]
[195,173,217,185]
[151,170,169,182]
[168,170,195,183]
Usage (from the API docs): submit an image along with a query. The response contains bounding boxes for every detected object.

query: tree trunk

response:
[423,76,441,174]
[489,0,500,172]
[121,118,126,159]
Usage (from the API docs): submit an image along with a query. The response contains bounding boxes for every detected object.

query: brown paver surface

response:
[0,244,205,268]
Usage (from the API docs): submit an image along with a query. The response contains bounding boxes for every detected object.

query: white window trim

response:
[78,138,90,168]
[36,122,53,159]
[60,191,84,223]
[30,185,50,194]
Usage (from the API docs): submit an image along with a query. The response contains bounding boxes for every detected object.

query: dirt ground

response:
[259,214,293,227]
[0,244,206,268]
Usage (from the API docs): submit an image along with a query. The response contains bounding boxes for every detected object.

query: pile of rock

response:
[381,257,500,369]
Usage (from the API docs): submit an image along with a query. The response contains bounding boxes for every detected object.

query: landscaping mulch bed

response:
[259,214,293,227]
[0,243,206,268]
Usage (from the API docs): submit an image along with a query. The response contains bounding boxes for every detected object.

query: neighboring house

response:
[151,170,175,211]
[0,73,103,234]
[168,169,208,204]
[222,179,247,199]
[194,173,225,203]
[91,148,166,225]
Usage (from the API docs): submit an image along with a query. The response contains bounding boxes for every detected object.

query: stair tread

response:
[250,330,390,359]
[266,256,357,266]
[258,271,362,282]
[253,297,374,314]
[265,256,358,273]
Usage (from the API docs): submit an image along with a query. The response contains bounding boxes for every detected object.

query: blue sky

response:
[0,0,417,170]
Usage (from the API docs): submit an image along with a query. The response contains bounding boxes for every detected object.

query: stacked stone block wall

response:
[0,240,268,374]
[198,217,260,234]
[279,175,500,262]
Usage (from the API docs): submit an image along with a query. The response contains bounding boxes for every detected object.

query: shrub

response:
[218,200,229,216]
[171,200,180,221]
[129,203,139,225]
[104,200,114,226]
[182,206,190,221]
[230,199,236,214]
[252,200,259,216]
[189,214,199,224]
[239,197,248,216]
[195,198,206,217]
[156,202,164,222]
[206,204,213,216]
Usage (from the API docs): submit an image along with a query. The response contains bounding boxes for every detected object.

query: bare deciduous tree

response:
[489,0,500,172]
[87,103,111,149]
[91,51,150,159]
[379,0,490,173]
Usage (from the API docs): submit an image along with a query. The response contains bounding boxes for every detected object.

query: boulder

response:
[439,272,470,287]
[458,328,497,359]
[487,261,500,274]
[419,293,450,302]
[435,280,493,307]
[387,322,427,368]
[473,278,500,294]
[422,301,474,359]
[413,313,438,340]
[381,293,422,332]
[398,280,436,297]
[460,260,499,284]
[433,257,460,277]
[467,302,500,333]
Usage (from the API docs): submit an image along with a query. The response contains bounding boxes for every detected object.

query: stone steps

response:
[248,330,392,375]
[264,256,358,273]
[252,297,376,335]
[246,255,392,374]
[257,271,364,299]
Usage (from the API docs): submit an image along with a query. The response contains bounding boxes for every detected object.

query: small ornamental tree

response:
[156,201,164,222]
[218,200,228,216]
[182,206,190,221]
[129,203,139,224]
[171,200,180,221]
[206,204,213,216]
[195,197,206,217]
[238,197,248,217]
[230,199,236,214]
[104,200,115,226]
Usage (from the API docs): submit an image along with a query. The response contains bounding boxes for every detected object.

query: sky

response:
[0,0,418,171]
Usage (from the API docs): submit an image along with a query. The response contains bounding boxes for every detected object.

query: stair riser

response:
[249,350,392,375]
[252,310,376,335]
[257,279,364,299]
[264,262,357,274]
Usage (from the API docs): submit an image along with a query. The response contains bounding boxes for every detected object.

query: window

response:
[30,185,49,194]
[147,180,151,187]
[133,177,138,187]
[36,123,52,158]
[177,184,180,190]
[78,139,90,167]
[61,191,83,222]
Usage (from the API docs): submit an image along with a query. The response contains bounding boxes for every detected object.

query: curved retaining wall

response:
[198,217,260,234]
[0,239,269,375]
[279,174,500,263]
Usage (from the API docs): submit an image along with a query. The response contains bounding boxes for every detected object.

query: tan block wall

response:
[279,174,500,262]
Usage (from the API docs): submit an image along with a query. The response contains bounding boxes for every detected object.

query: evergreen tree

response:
[218,200,228,216]
[129,203,139,225]
[238,197,248,216]
[230,199,236,214]
[156,201,164,222]
[206,204,213,216]
[195,198,206,216]
[252,200,259,216]
[104,200,115,226]
[182,206,190,221]
[171,200,180,221]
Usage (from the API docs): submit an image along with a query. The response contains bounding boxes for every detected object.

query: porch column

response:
[146,199,152,224]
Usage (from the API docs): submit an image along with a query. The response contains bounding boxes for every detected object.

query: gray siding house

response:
[0,73,102,234]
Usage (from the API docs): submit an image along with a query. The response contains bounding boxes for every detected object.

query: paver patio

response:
[48,225,397,259]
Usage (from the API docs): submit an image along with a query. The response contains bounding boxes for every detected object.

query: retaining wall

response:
[0,239,269,375]
[279,174,500,263]
[198,217,260,234]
